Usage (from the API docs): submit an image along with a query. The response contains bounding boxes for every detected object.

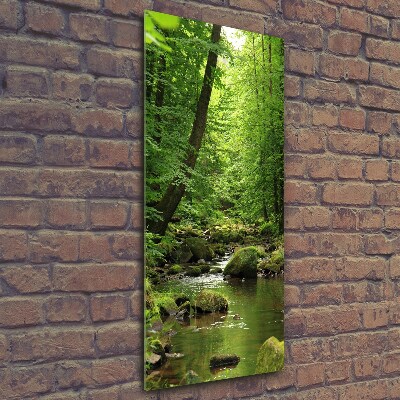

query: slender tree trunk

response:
[148,24,222,236]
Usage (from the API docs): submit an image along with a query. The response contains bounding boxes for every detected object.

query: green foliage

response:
[145,11,180,52]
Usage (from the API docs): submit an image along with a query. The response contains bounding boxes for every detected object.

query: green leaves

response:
[145,11,181,52]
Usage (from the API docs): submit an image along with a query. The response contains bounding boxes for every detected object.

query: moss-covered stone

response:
[185,237,214,261]
[223,246,259,278]
[185,266,202,277]
[255,336,284,374]
[168,264,183,274]
[258,247,284,274]
[210,354,240,368]
[199,263,211,273]
[210,267,223,274]
[194,290,228,313]
[157,294,178,317]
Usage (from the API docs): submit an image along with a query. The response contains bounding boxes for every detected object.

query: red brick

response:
[366,38,400,64]
[336,256,385,281]
[95,78,136,108]
[89,139,130,168]
[340,8,368,33]
[327,0,364,7]
[354,356,382,378]
[318,233,363,256]
[285,127,325,153]
[285,155,307,178]
[130,202,143,230]
[72,108,124,137]
[367,111,393,135]
[282,0,336,27]
[332,208,357,230]
[152,0,203,21]
[105,0,151,16]
[130,289,142,319]
[328,132,379,155]
[0,199,43,227]
[0,298,42,327]
[47,199,86,229]
[87,47,141,79]
[285,285,301,307]
[286,101,309,126]
[26,3,65,35]
[43,136,85,166]
[366,0,400,18]
[11,329,95,361]
[343,281,385,303]
[370,63,400,90]
[302,284,342,306]
[5,66,49,98]
[297,363,325,388]
[287,48,315,76]
[370,15,389,37]
[0,36,80,70]
[284,181,318,204]
[285,258,336,283]
[391,162,400,182]
[95,322,140,356]
[393,20,400,40]
[0,230,28,261]
[229,0,276,14]
[0,134,36,164]
[312,104,338,127]
[290,337,336,364]
[265,18,323,49]
[285,310,306,338]
[53,263,138,292]
[320,55,369,82]
[325,360,351,383]
[29,231,79,264]
[308,156,336,180]
[52,71,94,101]
[90,295,128,322]
[45,296,87,322]
[339,108,366,130]
[322,182,373,206]
[336,158,363,179]
[363,304,389,329]
[90,201,128,228]
[126,108,143,138]
[358,209,384,230]
[130,140,142,169]
[385,209,400,230]
[0,334,8,362]
[376,185,400,206]
[42,0,101,10]
[328,31,362,56]
[365,159,389,181]
[383,353,400,374]
[70,13,109,43]
[285,75,301,97]
[111,20,141,49]
[364,234,400,255]
[336,332,387,359]
[383,137,400,159]
[285,233,318,257]
[389,256,400,279]
[0,0,22,29]
[0,265,51,293]
[304,79,356,105]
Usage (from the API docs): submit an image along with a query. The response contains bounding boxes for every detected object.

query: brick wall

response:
[0,0,399,399]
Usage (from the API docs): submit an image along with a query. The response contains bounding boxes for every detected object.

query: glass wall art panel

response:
[144,10,285,390]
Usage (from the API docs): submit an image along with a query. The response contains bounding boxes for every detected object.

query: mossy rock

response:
[194,290,228,313]
[211,243,227,257]
[210,354,240,368]
[168,264,183,275]
[185,266,202,277]
[174,294,190,306]
[223,246,259,278]
[199,263,211,274]
[157,295,179,317]
[258,248,284,274]
[171,243,193,263]
[210,267,223,274]
[185,237,214,261]
[255,336,284,374]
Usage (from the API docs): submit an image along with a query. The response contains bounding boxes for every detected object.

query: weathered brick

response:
[130,140,142,169]
[296,363,325,388]
[285,75,301,97]
[340,8,368,33]
[383,137,400,159]
[336,256,385,281]
[111,20,142,49]
[0,0,22,30]
[290,337,336,364]
[53,263,138,292]
[285,154,307,178]
[0,199,43,227]
[130,289,142,319]
[304,80,356,105]
[130,202,143,230]
[364,234,400,255]
[393,20,400,40]
[285,127,325,153]
[389,256,400,279]
[286,101,309,126]
[284,181,318,204]
[89,139,131,169]
[126,108,143,138]
[0,230,28,261]
[47,199,86,229]
[312,104,338,127]
[358,209,384,230]
[229,0,276,14]
[376,185,400,206]
[43,136,85,166]
[322,183,374,205]
[282,0,336,27]
[11,329,95,361]
[302,284,342,306]
[332,208,357,230]
[45,296,87,322]
[336,158,363,179]
[362,304,389,329]
[42,0,101,10]
[367,111,393,135]
[70,13,109,43]
[308,156,336,180]
[354,356,382,378]
[318,233,363,256]
[287,48,315,75]
[286,258,336,283]
[328,31,362,56]
[365,159,389,181]
[90,201,128,229]
[52,71,94,101]
[95,322,140,356]
[339,108,366,130]
[327,0,365,8]
[87,47,141,79]
[90,295,128,322]
[95,78,136,108]
[0,265,51,293]
[385,209,400,230]
[325,360,351,383]
[383,353,400,374]
[5,66,49,98]
[104,0,152,16]
[26,2,65,35]
[370,62,400,90]
[343,281,385,303]
[328,132,379,155]
[0,298,43,327]
[369,15,389,37]
[366,38,400,64]
[0,134,36,165]
[366,0,400,18]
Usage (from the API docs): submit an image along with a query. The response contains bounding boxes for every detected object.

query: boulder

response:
[194,290,228,313]
[185,266,202,277]
[255,336,284,374]
[223,246,259,278]
[171,243,193,263]
[186,237,214,261]
[210,354,240,368]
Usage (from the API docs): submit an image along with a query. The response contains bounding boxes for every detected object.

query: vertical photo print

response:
[144,10,285,390]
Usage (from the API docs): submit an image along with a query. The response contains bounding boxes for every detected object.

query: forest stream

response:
[148,253,284,387]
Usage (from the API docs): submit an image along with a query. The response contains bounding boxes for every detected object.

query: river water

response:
[151,255,284,387]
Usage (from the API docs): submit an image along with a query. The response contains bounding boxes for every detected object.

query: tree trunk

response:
[148,24,222,236]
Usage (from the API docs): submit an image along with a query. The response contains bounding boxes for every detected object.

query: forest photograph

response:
[144,10,285,390]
